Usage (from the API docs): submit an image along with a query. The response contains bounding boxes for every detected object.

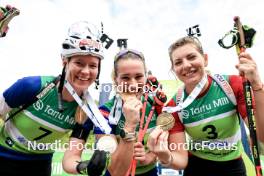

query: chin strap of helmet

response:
[95,60,101,89]
[58,65,66,112]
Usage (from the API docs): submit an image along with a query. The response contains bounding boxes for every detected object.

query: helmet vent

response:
[70,35,80,39]
[62,43,70,49]
[80,46,86,50]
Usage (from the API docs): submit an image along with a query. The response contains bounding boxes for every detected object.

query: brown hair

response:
[74,105,87,124]
[168,36,204,69]
[113,50,147,79]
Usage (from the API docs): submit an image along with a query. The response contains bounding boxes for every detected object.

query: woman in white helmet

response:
[0,20,109,176]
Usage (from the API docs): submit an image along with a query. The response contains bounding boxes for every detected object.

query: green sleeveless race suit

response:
[95,95,162,175]
[168,75,247,161]
[0,76,77,157]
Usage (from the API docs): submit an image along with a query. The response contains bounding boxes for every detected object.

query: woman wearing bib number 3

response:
[147,36,264,176]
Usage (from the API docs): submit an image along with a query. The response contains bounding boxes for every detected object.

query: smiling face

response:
[115,58,146,94]
[64,55,99,95]
[171,42,208,91]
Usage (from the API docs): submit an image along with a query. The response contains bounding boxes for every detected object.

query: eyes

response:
[120,75,144,81]
[173,54,197,66]
[73,60,98,69]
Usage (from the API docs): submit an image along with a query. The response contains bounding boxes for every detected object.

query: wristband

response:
[76,160,89,175]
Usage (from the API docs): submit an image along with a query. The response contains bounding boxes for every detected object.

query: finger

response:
[147,128,163,150]
[134,149,145,156]
[159,132,169,142]
[134,144,144,153]
[237,64,256,75]
[238,57,255,65]
[149,128,163,142]
[239,52,253,61]
[134,142,144,148]
[128,99,142,109]
[126,96,139,104]
[134,155,146,162]
[123,99,142,113]
[134,148,144,155]
[157,131,169,148]
[135,103,142,112]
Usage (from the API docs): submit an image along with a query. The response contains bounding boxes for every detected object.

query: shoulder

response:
[211,74,243,94]
[214,74,242,85]
[40,76,56,86]
[13,76,42,88]
[227,75,243,94]
[228,75,243,85]
[3,76,43,108]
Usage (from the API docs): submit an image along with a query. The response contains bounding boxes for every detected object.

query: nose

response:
[182,59,192,70]
[128,78,139,92]
[80,65,91,75]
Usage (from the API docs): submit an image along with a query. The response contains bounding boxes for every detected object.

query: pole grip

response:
[234,16,245,50]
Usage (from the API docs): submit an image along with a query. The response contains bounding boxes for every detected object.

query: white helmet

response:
[61,21,104,60]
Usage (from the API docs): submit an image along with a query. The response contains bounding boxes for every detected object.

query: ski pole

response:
[234,16,262,176]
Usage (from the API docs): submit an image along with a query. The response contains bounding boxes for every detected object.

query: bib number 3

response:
[202,125,218,139]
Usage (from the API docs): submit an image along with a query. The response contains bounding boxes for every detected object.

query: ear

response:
[204,53,208,67]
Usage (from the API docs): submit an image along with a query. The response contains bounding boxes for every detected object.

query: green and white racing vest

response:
[175,75,243,161]
[0,76,78,155]
[98,95,160,174]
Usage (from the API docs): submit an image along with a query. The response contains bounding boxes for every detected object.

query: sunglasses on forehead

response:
[114,49,145,62]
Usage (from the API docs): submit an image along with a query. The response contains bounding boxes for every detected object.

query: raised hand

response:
[236,52,263,91]
[133,142,146,164]
[147,127,171,163]
[0,5,20,37]
[122,97,142,130]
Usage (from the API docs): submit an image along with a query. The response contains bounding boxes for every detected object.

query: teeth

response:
[185,71,195,77]
[184,69,196,76]
[78,77,89,81]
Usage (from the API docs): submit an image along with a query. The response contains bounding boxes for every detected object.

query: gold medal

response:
[156,112,175,131]
[97,135,117,154]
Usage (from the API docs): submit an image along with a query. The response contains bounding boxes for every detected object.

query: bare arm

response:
[96,131,135,176]
[106,134,135,176]
[62,137,85,174]
[168,132,188,169]
[107,97,141,176]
